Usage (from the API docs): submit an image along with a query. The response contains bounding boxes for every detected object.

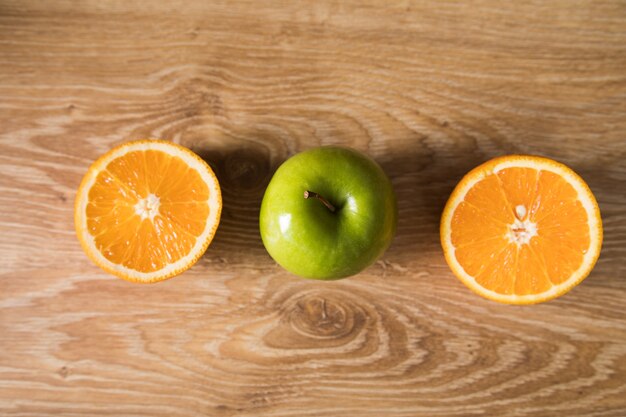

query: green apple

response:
[259,147,397,280]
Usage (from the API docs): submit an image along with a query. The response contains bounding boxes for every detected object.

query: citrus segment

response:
[75,140,221,283]
[441,155,602,304]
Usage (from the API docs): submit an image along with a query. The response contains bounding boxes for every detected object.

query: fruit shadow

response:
[187,136,286,263]
[376,142,489,265]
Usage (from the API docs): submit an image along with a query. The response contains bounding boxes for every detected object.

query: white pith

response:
[442,157,602,304]
[508,204,537,245]
[134,193,161,221]
[76,141,221,281]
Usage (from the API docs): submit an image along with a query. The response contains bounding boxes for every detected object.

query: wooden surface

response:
[1,1,626,416]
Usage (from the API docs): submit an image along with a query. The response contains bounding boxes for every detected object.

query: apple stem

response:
[304,190,336,213]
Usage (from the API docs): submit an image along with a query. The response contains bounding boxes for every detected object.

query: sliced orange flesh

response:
[441,155,602,304]
[75,140,221,283]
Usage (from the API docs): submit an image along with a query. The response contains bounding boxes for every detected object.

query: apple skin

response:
[259,147,397,280]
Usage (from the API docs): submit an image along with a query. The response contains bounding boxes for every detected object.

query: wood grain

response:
[1,1,626,416]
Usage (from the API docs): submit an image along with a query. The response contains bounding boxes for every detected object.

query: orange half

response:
[75,140,221,283]
[441,155,602,304]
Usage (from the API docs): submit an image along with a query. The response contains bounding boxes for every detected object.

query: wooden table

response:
[1,1,625,416]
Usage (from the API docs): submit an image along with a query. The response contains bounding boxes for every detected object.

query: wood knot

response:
[286,291,364,342]
[187,27,199,39]
[58,366,69,378]
[293,296,347,337]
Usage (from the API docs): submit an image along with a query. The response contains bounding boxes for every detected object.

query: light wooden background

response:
[1,1,626,416]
